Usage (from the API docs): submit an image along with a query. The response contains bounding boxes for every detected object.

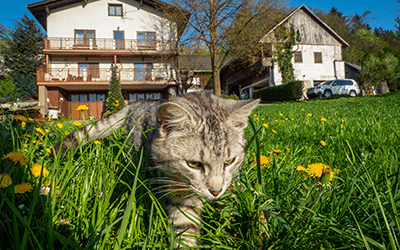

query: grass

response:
[0,92,399,249]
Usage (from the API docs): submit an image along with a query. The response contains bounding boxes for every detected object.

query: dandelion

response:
[73,121,82,126]
[21,122,26,128]
[262,123,268,128]
[39,186,50,196]
[301,108,305,111]
[46,148,52,154]
[321,117,327,122]
[285,118,288,121]
[341,119,345,122]
[254,114,257,117]
[272,130,277,134]
[4,151,29,165]
[56,123,63,129]
[275,119,279,122]
[30,164,49,177]
[22,144,28,147]
[296,165,306,172]
[285,147,290,151]
[76,105,88,111]
[0,173,12,188]
[60,219,70,226]
[94,140,102,145]
[252,155,271,166]
[302,163,337,183]
[65,131,70,135]
[291,118,294,120]
[272,149,282,154]
[320,141,327,146]
[15,183,33,194]
[45,129,50,133]
[306,113,312,118]
[19,134,32,139]
[13,115,28,122]
[35,127,46,135]
[279,113,283,116]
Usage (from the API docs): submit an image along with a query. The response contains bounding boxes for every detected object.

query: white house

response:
[222,5,349,97]
[27,0,188,119]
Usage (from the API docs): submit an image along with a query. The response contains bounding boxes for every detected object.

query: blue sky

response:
[0,0,398,32]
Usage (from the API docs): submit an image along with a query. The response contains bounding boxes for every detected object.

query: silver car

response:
[307,79,360,98]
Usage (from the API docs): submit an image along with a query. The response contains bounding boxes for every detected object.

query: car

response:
[306,79,360,98]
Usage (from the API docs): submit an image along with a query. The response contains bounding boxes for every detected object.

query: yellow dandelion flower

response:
[305,163,332,179]
[296,165,306,172]
[56,123,63,129]
[76,105,88,111]
[285,147,290,151]
[4,151,29,165]
[275,119,279,122]
[301,108,305,111]
[22,144,28,147]
[321,117,327,122]
[14,183,33,194]
[21,121,26,128]
[262,123,268,128]
[35,127,46,135]
[306,113,312,118]
[46,148,52,154]
[285,118,288,121]
[254,114,257,117]
[341,119,345,122]
[73,122,82,126]
[291,118,294,120]
[272,149,282,154]
[94,140,102,145]
[65,131,70,135]
[0,173,12,188]
[30,164,49,177]
[33,140,38,144]
[13,115,28,122]
[45,129,50,133]
[252,155,271,166]
[19,134,32,139]
[279,113,283,116]
[320,141,327,146]
[272,130,277,134]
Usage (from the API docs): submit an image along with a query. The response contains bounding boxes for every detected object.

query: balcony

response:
[37,68,174,83]
[43,37,178,55]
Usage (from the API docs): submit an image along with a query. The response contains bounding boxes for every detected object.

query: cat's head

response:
[151,92,259,200]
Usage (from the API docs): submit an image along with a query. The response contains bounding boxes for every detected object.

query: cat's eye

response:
[224,158,235,166]
[187,161,203,169]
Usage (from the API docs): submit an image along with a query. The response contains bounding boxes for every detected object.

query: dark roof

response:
[179,55,212,72]
[261,4,349,47]
[27,0,189,38]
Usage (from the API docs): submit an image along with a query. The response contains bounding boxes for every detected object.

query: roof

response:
[260,4,349,47]
[345,62,361,71]
[26,0,189,38]
[178,55,212,72]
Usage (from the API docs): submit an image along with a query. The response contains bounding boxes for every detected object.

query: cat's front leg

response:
[167,196,204,248]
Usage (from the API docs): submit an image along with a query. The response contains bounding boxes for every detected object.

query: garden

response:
[0,92,399,249]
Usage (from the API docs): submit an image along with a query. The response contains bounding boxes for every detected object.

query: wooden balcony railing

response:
[44,37,177,52]
[37,68,174,83]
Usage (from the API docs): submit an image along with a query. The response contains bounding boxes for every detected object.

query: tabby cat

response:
[55,91,259,247]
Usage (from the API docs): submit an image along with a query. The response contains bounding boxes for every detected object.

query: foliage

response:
[12,73,38,100]
[274,23,300,84]
[164,0,286,96]
[104,66,125,117]
[0,75,16,99]
[254,80,302,101]
[1,14,44,100]
[1,92,399,248]
[221,93,239,100]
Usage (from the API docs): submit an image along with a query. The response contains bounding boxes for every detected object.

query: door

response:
[114,31,124,50]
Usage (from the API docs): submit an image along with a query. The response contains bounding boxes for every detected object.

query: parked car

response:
[307,79,360,98]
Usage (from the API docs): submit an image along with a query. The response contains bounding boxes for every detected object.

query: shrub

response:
[221,93,239,100]
[254,81,302,102]
[0,75,16,99]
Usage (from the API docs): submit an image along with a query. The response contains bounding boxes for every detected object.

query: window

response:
[78,63,99,79]
[129,92,162,102]
[137,32,156,48]
[294,52,303,63]
[114,31,124,50]
[313,80,325,86]
[134,63,153,81]
[71,93,106,102]
[109,4,122,16]
[314,52,322,64]
[75,30,95,46]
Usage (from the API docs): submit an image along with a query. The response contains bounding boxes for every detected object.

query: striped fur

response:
[55,91,259,247]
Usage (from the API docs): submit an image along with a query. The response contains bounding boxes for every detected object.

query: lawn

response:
[0,92,399,249]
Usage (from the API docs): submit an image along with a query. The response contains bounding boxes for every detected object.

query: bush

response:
[221,93,239,100]
[0,76,16,99]
[12,73,38,100]
[254,81,302,102]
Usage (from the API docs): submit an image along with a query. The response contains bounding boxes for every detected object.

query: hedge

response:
[254,81,302,102]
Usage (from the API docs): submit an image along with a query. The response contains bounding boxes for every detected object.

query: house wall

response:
[47,0,177,41]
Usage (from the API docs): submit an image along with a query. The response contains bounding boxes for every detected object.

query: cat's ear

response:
[226,99,260,129]
[157,102,196,136]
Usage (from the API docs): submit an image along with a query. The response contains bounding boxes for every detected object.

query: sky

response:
[0,0,398,32]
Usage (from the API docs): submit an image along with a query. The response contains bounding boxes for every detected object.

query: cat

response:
[55,91,259,247]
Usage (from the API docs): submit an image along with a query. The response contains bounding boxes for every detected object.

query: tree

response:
[163,0,285,96]
[104,66,125,117]
[1,14,44,100]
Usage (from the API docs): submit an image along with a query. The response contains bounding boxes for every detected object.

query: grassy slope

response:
[0,92,399,249]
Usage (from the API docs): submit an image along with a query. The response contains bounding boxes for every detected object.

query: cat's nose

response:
[209,189,222,197]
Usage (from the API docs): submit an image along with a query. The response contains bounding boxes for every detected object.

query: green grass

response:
[0,92,399,249]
